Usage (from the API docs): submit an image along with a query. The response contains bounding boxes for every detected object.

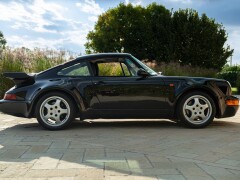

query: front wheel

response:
[36,92,76,130]
[177,91,216,128]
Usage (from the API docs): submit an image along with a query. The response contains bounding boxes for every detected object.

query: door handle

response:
[94,81,105,85]
[101,89,120,96]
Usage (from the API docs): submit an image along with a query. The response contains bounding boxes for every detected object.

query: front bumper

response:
[220,96,239,118]
[0,99,30,117]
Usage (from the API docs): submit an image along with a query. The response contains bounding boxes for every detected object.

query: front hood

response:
[155,75,232,95]
[187,76,227,82]
[156,75,228,83]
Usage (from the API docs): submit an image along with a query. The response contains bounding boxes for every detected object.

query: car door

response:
[90,57,170,116]
[57,61,99,110]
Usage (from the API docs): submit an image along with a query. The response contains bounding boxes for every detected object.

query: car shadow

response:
[0,118,240,178]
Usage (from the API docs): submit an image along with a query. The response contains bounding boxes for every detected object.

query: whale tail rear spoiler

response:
[3,72,35,87]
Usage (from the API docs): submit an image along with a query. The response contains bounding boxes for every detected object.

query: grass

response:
[232,87,238,95]
[0,47,73,98]
[144,60,218,77]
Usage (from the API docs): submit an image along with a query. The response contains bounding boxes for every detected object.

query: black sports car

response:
[0,53,239,130]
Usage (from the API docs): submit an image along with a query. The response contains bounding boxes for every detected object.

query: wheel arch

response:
[29,88,83,117]
[174,87,220,118]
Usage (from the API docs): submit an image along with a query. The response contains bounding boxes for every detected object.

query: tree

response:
[145,3,173,61]
[0,31,7,49]
[85,3,149,59]
[171,9,233,69]
[85,3,233,70]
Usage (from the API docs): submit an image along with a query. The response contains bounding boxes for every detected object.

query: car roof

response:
[74,53,132,61]
[36,53,132,79]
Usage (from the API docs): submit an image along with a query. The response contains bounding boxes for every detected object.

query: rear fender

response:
[29,87,85,117]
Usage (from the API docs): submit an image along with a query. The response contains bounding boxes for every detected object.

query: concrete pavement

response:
[0,110,239,179]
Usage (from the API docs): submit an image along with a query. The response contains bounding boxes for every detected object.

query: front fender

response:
[172,80,228,118]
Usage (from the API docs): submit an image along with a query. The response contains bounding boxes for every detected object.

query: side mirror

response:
[137,69,149,77]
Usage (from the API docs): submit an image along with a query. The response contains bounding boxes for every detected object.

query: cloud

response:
[167,0,192,4]
[0,0,68,33]
[7,22,91,52]
[76,0,103,15]
[125,0,129,4]
[7,32,86,53]
[7,35,65,49]
[63,30,89,46]
[0,0,94,53]
[88,16,98,22]
[125,0,142,6]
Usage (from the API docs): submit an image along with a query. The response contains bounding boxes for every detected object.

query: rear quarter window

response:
[57,62,90,76]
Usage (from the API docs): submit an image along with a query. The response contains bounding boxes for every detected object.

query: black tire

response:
[177,91,216,128]
[35,92,76,130]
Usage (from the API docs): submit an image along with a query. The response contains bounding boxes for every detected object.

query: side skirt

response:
[80,109,173,120]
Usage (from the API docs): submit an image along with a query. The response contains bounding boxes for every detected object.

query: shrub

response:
[217,65,240,87]
[144,61,218,77]
[236,74,240,93]
[216,71,240,87]
[0,47,74,98]
[0,48,24,98]
[32,57,53,72]
[221,65,240,72]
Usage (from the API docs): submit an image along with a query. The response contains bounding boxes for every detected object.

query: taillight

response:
[4,94,17,100]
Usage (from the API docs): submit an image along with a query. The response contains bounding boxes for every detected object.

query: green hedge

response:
[216,71,240,87]
[145,61,218,78]
[236,74,240,93]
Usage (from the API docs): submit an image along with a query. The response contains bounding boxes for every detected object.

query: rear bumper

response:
[222,105,239,118]
[220,96,239,118]
[0,99,30,117]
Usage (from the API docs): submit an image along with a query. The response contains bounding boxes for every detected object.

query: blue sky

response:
[0,0,240,64]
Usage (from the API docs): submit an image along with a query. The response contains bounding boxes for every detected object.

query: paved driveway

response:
[0,110,239,180]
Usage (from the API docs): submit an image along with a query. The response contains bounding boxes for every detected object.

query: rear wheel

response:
[177,91,216,128]
[36,92,76,130]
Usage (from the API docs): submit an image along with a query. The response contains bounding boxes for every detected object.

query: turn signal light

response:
[226,99,239,106]
[4,94,17,100]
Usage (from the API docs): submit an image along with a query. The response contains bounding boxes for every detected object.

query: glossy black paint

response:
[0,53,238,120]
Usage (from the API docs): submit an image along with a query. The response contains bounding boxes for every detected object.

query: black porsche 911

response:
[0,53,239,130]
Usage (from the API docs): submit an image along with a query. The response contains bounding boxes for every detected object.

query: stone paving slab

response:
[0,110,239,179]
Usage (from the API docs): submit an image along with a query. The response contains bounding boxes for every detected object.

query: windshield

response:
[131,55,158,76]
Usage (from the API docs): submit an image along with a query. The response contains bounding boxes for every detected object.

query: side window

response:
[124,58,140,76]
[57,62,90,76]
[98,62,124,76]
[121,63,131,76]
[94,58,140,77]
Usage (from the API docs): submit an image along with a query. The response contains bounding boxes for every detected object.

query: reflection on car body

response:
[0,53,239,130]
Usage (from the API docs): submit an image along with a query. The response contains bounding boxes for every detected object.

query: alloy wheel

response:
[183,95,212,125]
[39,96,70,127]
